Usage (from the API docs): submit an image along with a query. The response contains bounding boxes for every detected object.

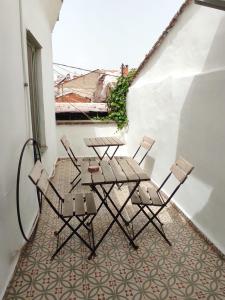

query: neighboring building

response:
[54,69,120,120]
[55,69,120,103]
[0,0,62,298]
[126,0,225,254]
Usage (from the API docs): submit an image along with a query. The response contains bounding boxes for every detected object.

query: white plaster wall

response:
[56,123,128,158]
[0,0,61,297]
[127,3,225,254]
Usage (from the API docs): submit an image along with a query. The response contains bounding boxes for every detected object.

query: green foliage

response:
[107,69,136,129]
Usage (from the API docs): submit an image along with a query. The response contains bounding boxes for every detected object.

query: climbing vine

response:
[107,69,136,129]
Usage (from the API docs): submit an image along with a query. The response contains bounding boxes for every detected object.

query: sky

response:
[52,0,184,72]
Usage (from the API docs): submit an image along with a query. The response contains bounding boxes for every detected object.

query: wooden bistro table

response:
[84,136,125,160]
[81,157,150,259]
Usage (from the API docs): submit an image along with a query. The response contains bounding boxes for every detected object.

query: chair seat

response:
[63,192,97,217]
[129,185,163,206]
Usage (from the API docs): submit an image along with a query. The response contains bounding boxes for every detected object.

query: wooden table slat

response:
[89,160,105,183]
[106,137,117,145]
[112,136,122,145]
[83,138,92,147]
[98,137,107,146]
[126,158,150,180]
[101,137,110,145]
[81,161,92,184]
[116,158,139,181]
[84,136,124,147]
[109,158,127,182]
[103,137,112,145]
[81,157,149,185]
[100,160,116,182]
[91,138,98,146]
[114,137,125,145]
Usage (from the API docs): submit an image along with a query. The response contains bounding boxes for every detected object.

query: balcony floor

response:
[4,159,225,300]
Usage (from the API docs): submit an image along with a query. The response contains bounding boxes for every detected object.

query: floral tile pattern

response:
[4,159,225,300]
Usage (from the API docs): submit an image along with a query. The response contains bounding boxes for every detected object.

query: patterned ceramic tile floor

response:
[4,159,225,300]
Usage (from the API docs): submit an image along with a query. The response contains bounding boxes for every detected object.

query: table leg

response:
[109,145,119,160]
[88,184,115,224]
[92,145,120,160]
[88,181,140,259]
[101,146,110,159]
[92,147,102,160]
[101,185,129,226]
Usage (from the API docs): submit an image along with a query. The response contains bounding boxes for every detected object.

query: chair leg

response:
[76,216,91,232]
[137,205,172,246]
[54,216,73,236]
[90,221,96,258]
[51,214,94,260]
[70,173,80,185]
[146,206,164,226]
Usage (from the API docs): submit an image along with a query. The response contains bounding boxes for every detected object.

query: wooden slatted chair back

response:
[140,136,155,150]
[29,160,44,184]
[60,135,78,165]
[133,135,155,165]
[29,161,50,195]
[170,157,194,183]
[175,157,194,175]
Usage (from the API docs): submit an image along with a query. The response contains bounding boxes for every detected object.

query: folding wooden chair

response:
[118,136,155,189]
[132,136,155,165]
[60,135,82,192]
[28,160,97,260]
[61,135,98,193]
[127,157,194,245]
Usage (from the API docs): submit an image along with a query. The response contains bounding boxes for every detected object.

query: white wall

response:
[0,0,61,297]
[56,123,127,158]
[127,2,225,254]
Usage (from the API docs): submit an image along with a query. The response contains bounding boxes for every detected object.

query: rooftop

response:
[4,159,225,300]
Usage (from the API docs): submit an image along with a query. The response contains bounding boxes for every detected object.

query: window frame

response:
[26,30,47,152]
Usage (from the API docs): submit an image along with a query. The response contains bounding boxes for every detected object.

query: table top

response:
[81,157,150,185]
[84,136,125,147]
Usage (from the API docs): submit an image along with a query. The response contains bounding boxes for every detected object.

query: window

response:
[195,0,225,10]
[27,31,46,150]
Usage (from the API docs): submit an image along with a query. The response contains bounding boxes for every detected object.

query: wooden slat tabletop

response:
[109,158,127,182]
[126,158,150,180]
[100,160,116,182]
[89,160,105,183]
[80,161,92,184]
[81,157,149,185]
[84,136,124,147]
[116,158,139,181]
